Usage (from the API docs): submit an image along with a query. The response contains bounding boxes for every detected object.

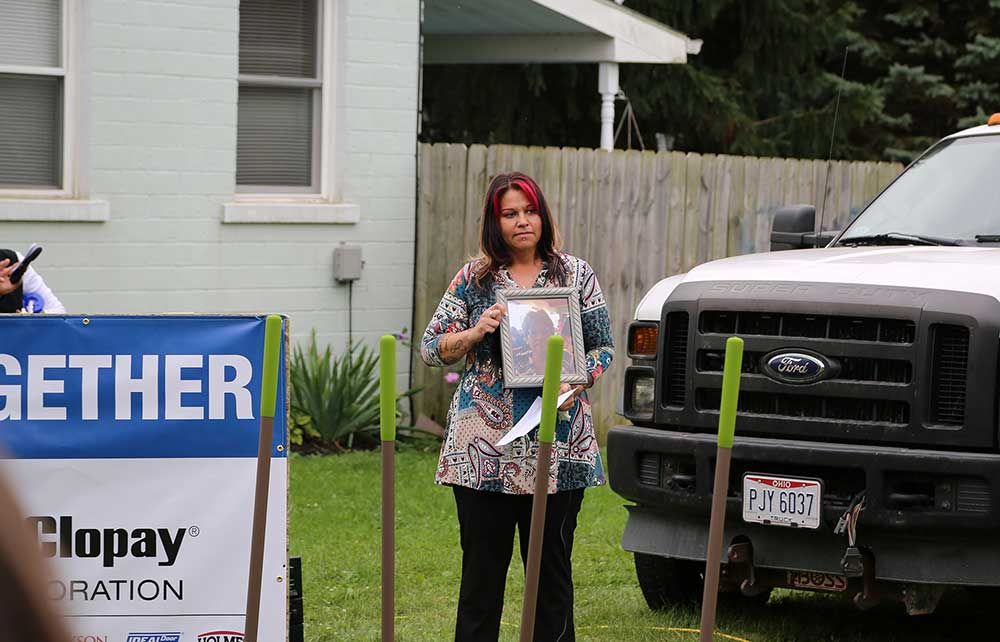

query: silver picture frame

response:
[496,287,588,388]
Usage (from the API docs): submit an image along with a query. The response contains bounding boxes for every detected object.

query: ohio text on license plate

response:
[742,474,822,529]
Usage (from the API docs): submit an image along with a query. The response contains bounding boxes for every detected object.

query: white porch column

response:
[598,62,619,151]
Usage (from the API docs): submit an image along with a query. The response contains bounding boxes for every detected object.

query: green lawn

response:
[290,450,988,641]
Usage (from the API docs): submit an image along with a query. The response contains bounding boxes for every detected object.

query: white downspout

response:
[598,62,619,151]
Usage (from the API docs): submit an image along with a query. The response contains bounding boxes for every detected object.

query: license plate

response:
[787,571,848,592]
[742,473,822,529]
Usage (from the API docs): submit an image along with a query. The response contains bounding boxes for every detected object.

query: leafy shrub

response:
[289,332,422,452]
[288,414,319,448]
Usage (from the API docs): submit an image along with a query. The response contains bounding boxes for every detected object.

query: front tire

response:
[634,553,704,609]
[634,553,773,611]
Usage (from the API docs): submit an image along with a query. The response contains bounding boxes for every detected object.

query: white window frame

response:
[222,0,361,224]
[0,0,107,222]
[0,0,73,196]
[227,0,357,223]
[236,0,323,195]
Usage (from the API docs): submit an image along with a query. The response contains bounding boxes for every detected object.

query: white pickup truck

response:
[608,116,1000,615]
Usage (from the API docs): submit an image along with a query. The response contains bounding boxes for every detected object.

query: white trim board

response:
[0,200,109,222]
[422,0,701,64]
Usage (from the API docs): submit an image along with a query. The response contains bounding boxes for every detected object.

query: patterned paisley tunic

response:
[421,253,614,494]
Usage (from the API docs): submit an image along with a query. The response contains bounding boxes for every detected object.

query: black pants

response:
[452,485,584,642]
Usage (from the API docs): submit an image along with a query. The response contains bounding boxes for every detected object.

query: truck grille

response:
[701,311,916,344]
[663,312,689,407]
[696,314,919,426]
[697,389,910,425]
[958,479,991,514]
[930,324,969,426]
[694,313,963,432]
[697,350,913,384]
[638,452,661,486]
[655,282,997,450]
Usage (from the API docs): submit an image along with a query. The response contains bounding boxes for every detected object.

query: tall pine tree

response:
[419,0,1000,161]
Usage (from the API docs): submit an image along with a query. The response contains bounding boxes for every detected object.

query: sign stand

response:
[380,335,397,642]
[245,315,283,642]
[518,335,564,642]
[698,336,744,642]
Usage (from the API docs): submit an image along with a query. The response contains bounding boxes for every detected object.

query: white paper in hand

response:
[495,390,575,447]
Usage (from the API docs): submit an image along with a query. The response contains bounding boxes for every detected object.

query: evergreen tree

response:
[617,0,886,159]
[419,0,1000,161]
[842,0,1000,160]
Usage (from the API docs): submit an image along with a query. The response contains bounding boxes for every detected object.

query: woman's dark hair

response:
[473,172,567,289]
[0,249,23,313]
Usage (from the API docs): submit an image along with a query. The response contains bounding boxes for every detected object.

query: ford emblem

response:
[761,351,833,385]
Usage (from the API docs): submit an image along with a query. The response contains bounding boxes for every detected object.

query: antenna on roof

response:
[816,47,849,248]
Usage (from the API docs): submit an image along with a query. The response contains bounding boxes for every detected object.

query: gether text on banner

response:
[0,316,288,642]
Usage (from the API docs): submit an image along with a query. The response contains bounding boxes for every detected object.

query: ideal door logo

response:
[128,634,181,642]
[198,632,244,642]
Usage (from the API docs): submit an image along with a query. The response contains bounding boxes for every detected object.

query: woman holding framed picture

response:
[420,171,614,642]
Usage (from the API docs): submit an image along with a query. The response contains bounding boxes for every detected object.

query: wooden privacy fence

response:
[412,142,902,436]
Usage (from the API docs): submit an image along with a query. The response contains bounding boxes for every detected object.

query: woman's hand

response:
[0,259,19,296]
[438,304,505,365]
[472,303,505,342]
[558,383,585,411]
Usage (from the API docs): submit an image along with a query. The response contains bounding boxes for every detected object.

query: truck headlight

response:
[630,374,655,418]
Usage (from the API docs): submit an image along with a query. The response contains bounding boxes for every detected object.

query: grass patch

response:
[290,450,990,641]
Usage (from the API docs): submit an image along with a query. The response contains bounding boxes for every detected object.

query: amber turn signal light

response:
[628,324,659,358]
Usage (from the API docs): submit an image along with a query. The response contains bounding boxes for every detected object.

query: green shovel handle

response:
[717,336,744,449]
[538,335,564,444]
[380,335,397,442]
[260,315,282,419]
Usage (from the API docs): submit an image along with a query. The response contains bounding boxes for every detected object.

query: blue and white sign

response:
[0,315,288,642]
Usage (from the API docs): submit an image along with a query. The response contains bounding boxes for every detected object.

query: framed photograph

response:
[497,287,588,388]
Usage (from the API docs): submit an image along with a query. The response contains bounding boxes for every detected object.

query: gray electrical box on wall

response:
[333,244,363,282]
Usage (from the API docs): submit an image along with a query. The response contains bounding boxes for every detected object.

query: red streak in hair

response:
[493,178,540,218]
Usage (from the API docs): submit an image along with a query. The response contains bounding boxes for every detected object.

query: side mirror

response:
[770,205,839,251]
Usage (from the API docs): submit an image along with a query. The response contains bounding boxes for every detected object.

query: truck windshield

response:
[837,135,1000,245]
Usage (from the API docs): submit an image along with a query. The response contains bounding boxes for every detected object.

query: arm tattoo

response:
[440,332,470,364]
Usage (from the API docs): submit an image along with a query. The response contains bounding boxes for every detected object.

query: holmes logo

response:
[198,632,244,642]
[761,350,835,385]
[127,634,181,642]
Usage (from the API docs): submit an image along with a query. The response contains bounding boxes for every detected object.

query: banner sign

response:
[0,315,288,642]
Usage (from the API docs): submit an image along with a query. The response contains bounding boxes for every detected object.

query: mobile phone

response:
[10,244,42,284]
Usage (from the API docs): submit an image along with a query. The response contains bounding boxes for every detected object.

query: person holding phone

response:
[0,247,65,313]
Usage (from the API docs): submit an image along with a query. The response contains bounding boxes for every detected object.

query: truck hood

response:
[636,246,1000,320]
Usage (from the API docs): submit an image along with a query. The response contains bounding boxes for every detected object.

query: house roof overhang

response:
[422,0,702,65]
